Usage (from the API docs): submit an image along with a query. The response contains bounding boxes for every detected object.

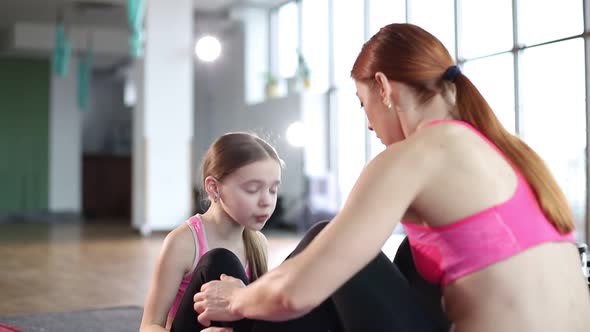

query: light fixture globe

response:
[195,35,221,62]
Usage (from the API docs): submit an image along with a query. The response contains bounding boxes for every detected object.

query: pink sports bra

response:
[168,215,250,319]
[401,120,575,287]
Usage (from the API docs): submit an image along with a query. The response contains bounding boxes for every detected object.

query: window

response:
[369,0,406,35]
[277,2,299,79]
[458,0,512,59]
[518,0,583,46]
[463,53,515,133]
[332,0,365,86]
[335,82,368,201]
[519,39,586,241]
[408,0,456,58]
[301,0,329,92]
[369,133,385,159]
[331,0,367,204]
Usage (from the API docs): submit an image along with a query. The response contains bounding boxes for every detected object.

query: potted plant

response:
[297,50,311,90]
[264,72,279,98]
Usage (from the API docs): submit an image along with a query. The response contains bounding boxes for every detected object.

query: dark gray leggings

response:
[171,221,450,332]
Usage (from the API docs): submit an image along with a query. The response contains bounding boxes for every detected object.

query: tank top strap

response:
[187,214,208,259]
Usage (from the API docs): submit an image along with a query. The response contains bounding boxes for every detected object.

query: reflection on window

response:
[462,53,515,133]
[459,0,512,59]
[518,0,583,46]
[277,2,299,79]
[336,83,368,205]
[369,0,406,35]
[408,0,455,58]
[333,0,365,86]
[519,39,586,241]
[302,0,329,92]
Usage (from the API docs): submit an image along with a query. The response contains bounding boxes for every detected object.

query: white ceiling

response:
[0,0,288,28]
[196,0,288,11]
[0,0,128,28]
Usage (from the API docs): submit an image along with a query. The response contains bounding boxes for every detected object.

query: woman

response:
[193,24,590,332]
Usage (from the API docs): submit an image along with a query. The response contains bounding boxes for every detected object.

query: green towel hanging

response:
[127,0,145,57]
[77,51,92,111]
[52,21,71,76]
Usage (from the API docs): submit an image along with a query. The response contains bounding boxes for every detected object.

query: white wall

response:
[245,94,305,204]
[244,93,334,223]
[132,59,146,229]
[48,57,81,213]
[194,19,246,172]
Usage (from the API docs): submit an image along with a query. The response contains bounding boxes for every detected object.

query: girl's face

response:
[355,80,405,146]
[218,159,281,231]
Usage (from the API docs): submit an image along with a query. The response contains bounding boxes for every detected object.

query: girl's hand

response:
[194,274,245,326]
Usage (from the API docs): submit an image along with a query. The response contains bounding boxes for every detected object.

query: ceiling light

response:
[195,35,221,62]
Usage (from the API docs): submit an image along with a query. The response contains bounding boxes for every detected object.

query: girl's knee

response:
[199,248,241,266]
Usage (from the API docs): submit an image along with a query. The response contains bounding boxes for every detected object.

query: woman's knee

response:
[289,220,331,257]
[305,220,330,240]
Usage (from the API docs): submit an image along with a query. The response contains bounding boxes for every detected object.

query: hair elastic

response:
[442,65,461,82]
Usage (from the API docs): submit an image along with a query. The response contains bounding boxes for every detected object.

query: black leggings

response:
[171,221,450,332]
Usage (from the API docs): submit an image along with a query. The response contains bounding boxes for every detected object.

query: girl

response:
[140,132,282,332]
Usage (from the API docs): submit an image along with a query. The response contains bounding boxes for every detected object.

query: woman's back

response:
[445,242,590,332]
[403,121,590,331]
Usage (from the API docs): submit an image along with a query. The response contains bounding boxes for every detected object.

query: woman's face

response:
[355,80,405,146]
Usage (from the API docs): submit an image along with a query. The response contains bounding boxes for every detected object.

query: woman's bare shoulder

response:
[374,123,459,172]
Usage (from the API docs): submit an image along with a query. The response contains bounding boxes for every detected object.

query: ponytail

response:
[242,229,268,280]
[453,74,574,233]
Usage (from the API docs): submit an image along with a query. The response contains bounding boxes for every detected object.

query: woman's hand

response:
[194,274,245,326]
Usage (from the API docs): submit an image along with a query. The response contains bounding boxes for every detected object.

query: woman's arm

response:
[140,228,195,331]
[196,134,445,323]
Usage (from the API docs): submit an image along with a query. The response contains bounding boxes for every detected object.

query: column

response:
[133,0,194,233]
[49,57,81,214]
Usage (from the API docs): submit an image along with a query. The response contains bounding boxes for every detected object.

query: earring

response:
[383,98,392,110]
